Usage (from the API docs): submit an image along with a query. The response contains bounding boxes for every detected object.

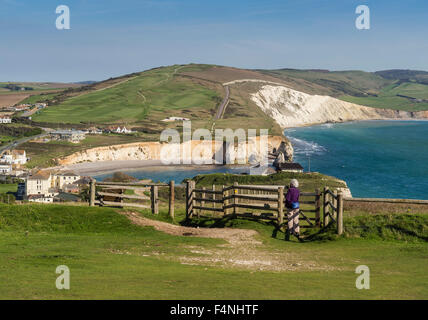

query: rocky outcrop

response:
[251,85,428,128]
[57,135,293,166]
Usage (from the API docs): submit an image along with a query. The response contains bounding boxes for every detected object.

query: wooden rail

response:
[89,179,175,217]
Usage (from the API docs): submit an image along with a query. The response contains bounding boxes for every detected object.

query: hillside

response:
[24,64,428,135]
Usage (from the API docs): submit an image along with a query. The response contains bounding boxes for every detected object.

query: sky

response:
[1,0,428,82]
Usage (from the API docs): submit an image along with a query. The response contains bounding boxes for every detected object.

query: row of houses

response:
[24,170,90,203]
[47,126,134,143]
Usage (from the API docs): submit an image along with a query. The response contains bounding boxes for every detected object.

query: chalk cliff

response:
[57,135,293,166]
[251,85,428,128]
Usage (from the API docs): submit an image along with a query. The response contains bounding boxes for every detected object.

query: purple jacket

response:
[285,187,300,209]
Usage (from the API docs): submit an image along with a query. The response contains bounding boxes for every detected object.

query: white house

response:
[0,116,12,124]
[25,171,56,198]
[0,150,27,165]
[108,126,133,134]
[162,116,190,122]
[28,195,54,203]
[0,164,12,174]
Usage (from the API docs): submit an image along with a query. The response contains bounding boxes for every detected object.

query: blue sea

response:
[94,165,249,185]
[285,121,428,200]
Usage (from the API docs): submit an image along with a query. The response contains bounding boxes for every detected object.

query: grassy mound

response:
[0,204,143,234]
[192,171,347,193]
[344,214,428,242]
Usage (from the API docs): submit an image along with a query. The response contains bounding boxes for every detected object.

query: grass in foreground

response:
[0,203,427,299]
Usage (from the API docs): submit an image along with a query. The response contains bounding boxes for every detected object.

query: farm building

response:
[49,130,86,143]
[275,162,304,173]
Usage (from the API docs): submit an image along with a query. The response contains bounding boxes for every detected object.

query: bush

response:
[0,193,15,204]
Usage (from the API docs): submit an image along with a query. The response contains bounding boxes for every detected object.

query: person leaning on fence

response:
[285,179,301,241]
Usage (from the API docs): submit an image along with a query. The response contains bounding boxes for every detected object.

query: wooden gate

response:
[89,179,176,218]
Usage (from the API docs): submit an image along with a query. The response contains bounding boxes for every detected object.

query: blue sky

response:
[1,0,428,82]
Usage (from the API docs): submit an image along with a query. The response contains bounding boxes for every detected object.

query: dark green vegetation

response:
[0,203,426,299]
[0,124,43,146]
[103,172,139,183]
[260,68,428,111]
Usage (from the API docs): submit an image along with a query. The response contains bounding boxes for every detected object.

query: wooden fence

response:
[89,179,176,218]
[186,182,344,234]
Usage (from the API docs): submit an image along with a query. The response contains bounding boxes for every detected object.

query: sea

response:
[93,165,249,185]
[284,120,428,200]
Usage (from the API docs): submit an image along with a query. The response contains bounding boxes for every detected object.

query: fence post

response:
[278,186,284,227]
[185,180,190,219]
[337,192,344,235]
[323,187,329,227]
[151,185,159,214]
[191,181,196,218]
[169,180,175,219]
[233,182,238,215]
[89,179,96,207]
[334,190,338,220]
[200,187,206,218]
[315,188,321,227]
[212,184,215,209]
[222,185,227,216]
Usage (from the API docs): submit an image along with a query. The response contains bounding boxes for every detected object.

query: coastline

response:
[59,160,249,176]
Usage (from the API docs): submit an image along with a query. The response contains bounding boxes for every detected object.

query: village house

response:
[0,150,27,165]
[0,115,12,124]
[25,171,56,201]
[25,170,82,203]
[106,126,133,134]
[52,171,80,191]
[275,162,304,173]
[0,164,12,174]
[161,116,190,122]
[86,127,103,135]
[49,130,86,143]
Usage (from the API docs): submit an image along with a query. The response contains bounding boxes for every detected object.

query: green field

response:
[21,92,60,104]
[0,184,17,194]
[33,65,221,125]
[341,82,428,111]
[0,202,426,299]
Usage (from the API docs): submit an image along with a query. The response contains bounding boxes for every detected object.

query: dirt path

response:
[121,211,260,245]
[120,211,335,272]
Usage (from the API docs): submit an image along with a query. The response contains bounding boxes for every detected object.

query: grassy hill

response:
[30,65,428,132]
[31,64,285,135]
[0,203,427,299]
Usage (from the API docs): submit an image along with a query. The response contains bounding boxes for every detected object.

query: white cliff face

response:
[57,136,292,166]
[251,85,426,128]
